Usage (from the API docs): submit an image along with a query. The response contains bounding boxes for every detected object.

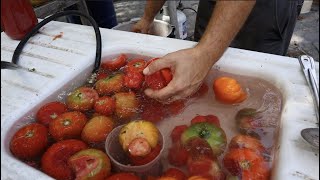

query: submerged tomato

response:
[229,135,266,156]
[141,98,166,123]
[41,139,88,180]
[125,59,146,73]
[213,77,247,104]
[168,142,189,167]
[66,87,99,111]
[170,125,188,143]
[101,54,127,71]
[187,157,225,180]
[191,115,221,127]
[124,70,144,89]
[223,148,270,180]
[163,168,186,180]
[10,123,48,160]
[36,101,68,126]
[68,149,111,180]
[95,73,125,95]
[49,111,87,141]
[94,96,115,116]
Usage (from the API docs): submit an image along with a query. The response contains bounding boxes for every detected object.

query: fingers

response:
[143,58,173,75]
[144,83,177,101]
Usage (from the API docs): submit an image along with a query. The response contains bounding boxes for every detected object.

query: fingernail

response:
[143,67,149,75]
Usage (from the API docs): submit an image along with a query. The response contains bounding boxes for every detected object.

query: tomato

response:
[157,177,176,180]
[96,71,109,81]
[166,100,185,116]
[49,111,87,141]
[223,148,270,180]
[191,115,221,127]
[81,116,114,144]
[10,123,48,160]
[213,77,247,104]
[94,96,116,116]
[129,144,162,166]
[36,101,68,126]
[66,87,99,111]
[170,125,188,143]
[235,108,262,139]
[101,54,127,71]
[229,135,266,156]
[191,83,209,98]
[125,59,146,73]
[168,142,189,167]
[163,168,186,180]
[145,58,173,90]
[124,70,144,89]
[41,139,88,180]
[106,173,141,180]
[128,137,152,157]
[95,73,125,95]
[184,137,214,161]
[113,92,139,119]
[68,149,111,180]
[188,176,211,180]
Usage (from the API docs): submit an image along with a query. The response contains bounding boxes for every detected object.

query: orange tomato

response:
[188,176,210,180]
[213,77,247,104]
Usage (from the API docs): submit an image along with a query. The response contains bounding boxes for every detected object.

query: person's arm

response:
[132,0,166,33]
[143,1,256,102]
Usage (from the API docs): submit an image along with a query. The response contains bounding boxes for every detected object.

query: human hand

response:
[143,47,215,102]
[131,17,153,34]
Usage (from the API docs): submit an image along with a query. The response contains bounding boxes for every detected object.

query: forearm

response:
[196,0,256,65]
[143,0,167,22]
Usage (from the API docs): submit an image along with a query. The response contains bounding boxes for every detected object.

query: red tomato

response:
[94,96,115,116]
[10,123,48,160]
[128,137,152,157]
[49,111,87,141]
[96,71,109,81]
[191,83,209,98]
[229,135,266,156]
[163,168,186,180]
[166,100,186,116]
[168,142,189,167]
[187,157,225,180]
[125,59,146,73]
[36,101,68,126]
[101,54,127,71]
[145,58,173,90]
[95,73,125,95]
[223,148,270,180]
[170,125,188,143]
[129,144,162,166]
[191,115,220,127]
[124,71,144,89]
[66,87,99,111]
[185,138,214,161]
[41,139,88,180]
[106,173,141,180]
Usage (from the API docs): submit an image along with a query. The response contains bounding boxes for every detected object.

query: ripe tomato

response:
[41,139,88,180]
[124,70,144,89]
[49,111,87,141]
[95,73,125,95]
[223,148,270,180]
[36,101,68,126]
[229,135,266,156]
[128,137,152,157]
[68,149,111,180]
[170,125,188,143]
[191,115,221,127]
[129,144,162,166]
[168,142,189,167]
[96,71,109,81]
[94,96,115,116]
[145,58,173,90]
[166,100,185,116]
[113,92,139,119]
[10,123,48,160]
[187,157,225,180]
[81,116,114,144]
[106,173,141,180]
[213,77,247,104]
[125,59,146,73]
[101,54,127,71]
[185,137,214,161]
[66,87,99,111]
[163,168,186,180]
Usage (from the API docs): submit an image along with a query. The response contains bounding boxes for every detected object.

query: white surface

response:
[1,20,319,180]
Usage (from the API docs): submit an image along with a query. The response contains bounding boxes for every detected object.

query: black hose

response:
[11,10,102,73]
